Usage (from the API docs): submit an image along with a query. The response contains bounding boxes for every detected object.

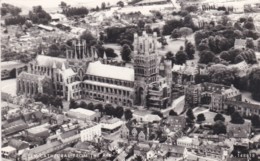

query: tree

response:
[175,47,187,65]
[246,38,255,49]
[243,21,255,30]
[48,44,61,57]
[162,19,183,35]
[124,109,133,120]
[220,15,230,26]
[226,106,235,115]
[220,48,242,64]
[179,27,193,39]
[121,44,132,62]
[135,155,143,161]
[169,110,177,116]
[249,68,260,101]
[95,103,103,113]
[87,102,95,111]
[158,36,168,49]
[186,108,195,121]
[101,2,106,10]
[185,40,195,59]
[29,6,51,24]
[197,114,205,122]
[251,115,260,128]
[59,1,67,10]
[199,50,215,64]
[117,1,124,7]
[96,6,100,11]
[115,106,124,118]
[69,99,78,109]
[105,48,117,58]
[214,113,225,122]
[209,67,236,86]
[235,49,257,64]
[79,101,88,109]
[170,29,181,40]
[80,31,96,45]
[213,121,227,134]
[230,111,245,124]
[184,5,198,13]
[104,104,115,116]
[137,20,145,29]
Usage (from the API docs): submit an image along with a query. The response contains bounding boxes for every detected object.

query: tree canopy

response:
[230,111,245,124]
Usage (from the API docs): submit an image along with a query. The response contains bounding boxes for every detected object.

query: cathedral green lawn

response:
[1,78,16,96]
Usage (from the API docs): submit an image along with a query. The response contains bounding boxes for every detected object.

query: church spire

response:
[62,62,66,71]
[53,62,57,69]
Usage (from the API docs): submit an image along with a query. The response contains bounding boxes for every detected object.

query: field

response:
[2,0,123,14]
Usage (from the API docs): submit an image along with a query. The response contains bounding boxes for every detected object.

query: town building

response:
[172,62,198,85]
[121,122,152,141]
[100,117,123,133]
[185,83,241,112]
[25,123,50,139]
[133,111,162,123]
[224,100,260,117]
[197,143,230,160]
[134,0,169,6]
[234,38,260,52]
[165,116,186,131]
[17,31,173,108]
[228,61,249,77]
[67,108,100,121]
[227,122,252,139]
[2,119,29,137]
[177,136,201,150]
[80,123,101,142]
[1,146,17,159]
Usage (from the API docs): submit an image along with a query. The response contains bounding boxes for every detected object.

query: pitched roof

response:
[23,141,62,157]
[59,68,77,79]
[225,100,260,110]
[86,61,134,81]
[18,72,46,81]
[8,139,29,150]
[35,55,66,69]
[60,129,79,140]
[2,120,28,136]
[1,61,25,70]
[170,145,185,154]
[234,39,246,48]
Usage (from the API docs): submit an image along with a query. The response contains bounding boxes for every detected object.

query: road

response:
[161,95,185,115]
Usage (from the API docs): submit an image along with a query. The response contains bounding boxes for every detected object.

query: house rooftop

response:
[2,146,16,153]
[69,108,96,116]
[1,61,25,70]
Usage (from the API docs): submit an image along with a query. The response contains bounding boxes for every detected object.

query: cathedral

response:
[17,31,172,108]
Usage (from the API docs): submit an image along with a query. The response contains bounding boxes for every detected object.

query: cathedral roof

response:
[59,68,77,79]
[35,55,66,69]
[18,72,46,81]
[86,61,134,82]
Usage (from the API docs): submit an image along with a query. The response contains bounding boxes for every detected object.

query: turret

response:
[164,59,172,86]
[62,62,66,71]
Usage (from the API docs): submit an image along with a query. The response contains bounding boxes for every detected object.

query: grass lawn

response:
[241,91,260,105]
[1,78,17,96]
[103,43,122,62]
[194,110,231,124]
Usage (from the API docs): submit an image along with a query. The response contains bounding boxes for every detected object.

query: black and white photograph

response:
[1,0,260,161]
